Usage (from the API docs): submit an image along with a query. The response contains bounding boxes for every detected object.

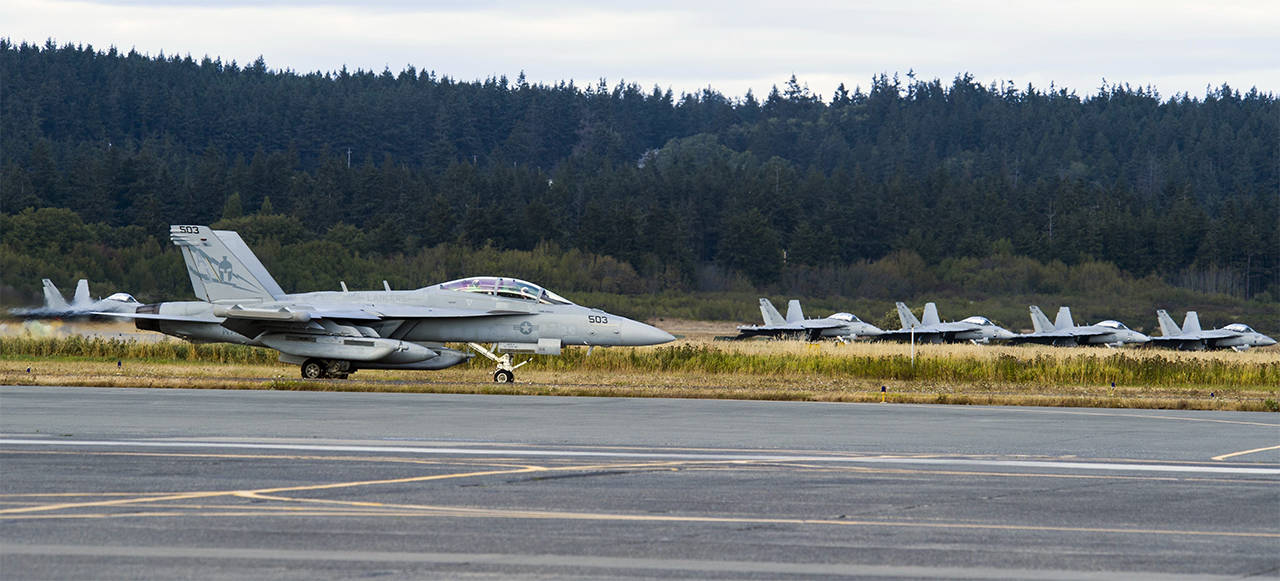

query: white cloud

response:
[4,0,1277,98]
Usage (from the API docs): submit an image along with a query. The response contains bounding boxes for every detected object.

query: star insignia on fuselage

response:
[517,321,536,335]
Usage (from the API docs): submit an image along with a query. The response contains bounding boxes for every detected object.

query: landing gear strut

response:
[468,343,530,383]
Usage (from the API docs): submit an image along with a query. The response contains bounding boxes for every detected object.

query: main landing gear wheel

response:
[301,359,326,379]
[493,369,515,383]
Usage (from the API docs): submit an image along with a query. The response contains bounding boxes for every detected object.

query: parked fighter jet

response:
[876,302,1014,344]
[734,298,882,341]
[102,225,674,381]
[1010,306,1149,347]
[7,279,140,318]
[1149,310,1276,351]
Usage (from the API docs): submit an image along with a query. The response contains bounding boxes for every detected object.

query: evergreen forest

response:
[2,40,1277,330]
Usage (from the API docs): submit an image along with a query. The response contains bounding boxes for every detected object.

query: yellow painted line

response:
[1213,444,1280,461]
[0,466,544,516]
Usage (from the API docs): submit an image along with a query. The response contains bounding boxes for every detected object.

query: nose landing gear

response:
[468,343,530,383]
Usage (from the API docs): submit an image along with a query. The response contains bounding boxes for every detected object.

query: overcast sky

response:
[6,0,1278,100]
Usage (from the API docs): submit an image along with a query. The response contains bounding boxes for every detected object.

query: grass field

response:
[2,325,1277,412]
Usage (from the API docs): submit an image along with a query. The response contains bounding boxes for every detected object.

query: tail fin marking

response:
[170,225,284,303]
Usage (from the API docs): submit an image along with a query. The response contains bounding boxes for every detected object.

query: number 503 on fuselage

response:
[102,225,675,382]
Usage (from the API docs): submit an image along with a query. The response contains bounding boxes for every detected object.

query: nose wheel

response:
[468,343,530,383]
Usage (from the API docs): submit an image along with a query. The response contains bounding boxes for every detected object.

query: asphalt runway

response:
[1,386,1277,579]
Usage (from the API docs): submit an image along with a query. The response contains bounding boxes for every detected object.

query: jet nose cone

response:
[995,328,1016,340]
[621,318,676,346]
[1259,335,1277,347]
[1133,332,1151,344]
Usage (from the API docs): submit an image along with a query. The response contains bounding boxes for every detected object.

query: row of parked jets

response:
[733,298,1276,351]
[7,225,1274,383]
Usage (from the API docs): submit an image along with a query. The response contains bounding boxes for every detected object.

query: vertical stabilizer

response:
[170,225,284,303]
[41,279,69,310]
[759,298,786,326]
[1029,306,1054,334]
[921,303,941,326]
[896,302,921,329]
[1181,311,1202,334]
[72,279,91,306]
[785,300,804,323]
[1054,307,1075,330]
[1156,310,1181,337]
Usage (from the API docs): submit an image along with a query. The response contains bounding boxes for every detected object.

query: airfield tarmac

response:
[1,386,1277,579]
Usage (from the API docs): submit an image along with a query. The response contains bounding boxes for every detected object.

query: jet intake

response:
[259,334,439,363]
[497,338,562,355]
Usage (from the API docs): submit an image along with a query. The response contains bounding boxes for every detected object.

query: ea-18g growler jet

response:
[1149,310,1276,351]
[1010,306,1149,347]
[102,225,674,382]
[876,302,1015,344]
[733,298,882,341]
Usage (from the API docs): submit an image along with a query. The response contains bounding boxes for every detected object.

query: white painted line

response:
[2,438,1278,476]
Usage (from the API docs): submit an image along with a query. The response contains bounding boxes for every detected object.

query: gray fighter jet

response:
[734,298,882,341]
[876,302,1015,344]
[1010,306,1149,347]
[8,279,141,318]
[1149,310,1276,351]
[103,225,674,382]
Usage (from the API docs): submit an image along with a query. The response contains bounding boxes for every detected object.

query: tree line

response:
[1,40,1277,324]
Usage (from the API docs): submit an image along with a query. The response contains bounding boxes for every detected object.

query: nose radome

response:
[620,318,676,346]
[1259,335,1277,347]
[1133,332,1151,343]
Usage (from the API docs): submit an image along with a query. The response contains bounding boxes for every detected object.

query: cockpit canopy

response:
[829,312,861,323]
[436,277,575,305]
[1224,323,1256,333]
[1097,320,1128,330]
[105,292,140,304]
[960,316,994,326]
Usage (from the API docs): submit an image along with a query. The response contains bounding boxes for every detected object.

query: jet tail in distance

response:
[921,303,941,326]
[41,279,69,310]
[896,302,921,329]
[785,300,804,324]
[1156,310,1181,337]
[1029,306,1054,334]
[759,298,786,326]
[1054,307,1074,330]
[72,279,91,306]
[1181,311,1202,334]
